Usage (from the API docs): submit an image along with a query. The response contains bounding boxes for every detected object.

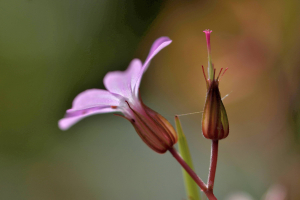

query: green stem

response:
[175,116,201,200]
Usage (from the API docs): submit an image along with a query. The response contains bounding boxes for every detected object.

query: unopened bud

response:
[202,78,229,140]
[201,29,229,140]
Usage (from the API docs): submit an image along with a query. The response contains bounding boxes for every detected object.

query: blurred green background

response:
[1,0,300,199]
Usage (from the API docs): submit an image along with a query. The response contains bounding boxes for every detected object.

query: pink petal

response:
[104,59,142,98]
[59,108,118,130]
[59,89,122,130]
[134,37,172,95]
[70,89,120,111]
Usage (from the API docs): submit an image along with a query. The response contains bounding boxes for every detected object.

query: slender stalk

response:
[169,147,217,200]
[175,116,201,200]
[207,140,219,191]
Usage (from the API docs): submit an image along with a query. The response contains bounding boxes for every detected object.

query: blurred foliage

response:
[0,0,162,158]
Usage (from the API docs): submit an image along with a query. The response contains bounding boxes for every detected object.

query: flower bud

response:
[201,29,229,140]
[202,79,229,140]
[123,100,178,154]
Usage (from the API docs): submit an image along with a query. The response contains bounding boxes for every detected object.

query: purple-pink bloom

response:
[59,37,177,153]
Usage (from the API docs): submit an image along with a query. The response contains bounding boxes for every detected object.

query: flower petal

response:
[104,59,142,98]
[134,37,172,95]
[59,107,119,130]
[69,89,120,111]
[58,89,122,130]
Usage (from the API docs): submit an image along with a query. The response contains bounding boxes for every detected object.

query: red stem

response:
[169,147,217,200]
[207,140,219,191]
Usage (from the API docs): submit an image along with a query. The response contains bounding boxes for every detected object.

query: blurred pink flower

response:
[263,184,287,200]
[225,192,254,200]
[59,37,178,153]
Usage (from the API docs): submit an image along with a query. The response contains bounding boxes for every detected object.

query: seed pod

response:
[202,78,229,140]
[202,29,229,140]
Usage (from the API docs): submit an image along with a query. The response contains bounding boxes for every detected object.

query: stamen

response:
[111,106,118,109]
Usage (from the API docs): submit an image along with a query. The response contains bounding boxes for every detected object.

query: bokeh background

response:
[1,0,300,199]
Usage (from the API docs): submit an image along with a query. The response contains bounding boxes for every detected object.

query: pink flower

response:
[59,37,177,153]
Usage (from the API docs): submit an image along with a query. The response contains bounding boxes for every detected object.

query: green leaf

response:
[175,116,201,200]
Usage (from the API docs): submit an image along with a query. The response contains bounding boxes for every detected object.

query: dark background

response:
[1,0,300,199]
